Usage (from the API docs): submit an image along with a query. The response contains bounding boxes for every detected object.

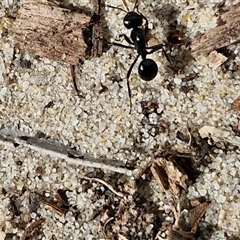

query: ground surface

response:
[0,0,240,239]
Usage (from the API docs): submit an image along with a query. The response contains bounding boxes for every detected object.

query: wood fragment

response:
[91,0,103,57]
[14,0,92,65]
[20,218,45,240]
[191,4,240,57]
[150,157,188,197]
[69,0,103,96]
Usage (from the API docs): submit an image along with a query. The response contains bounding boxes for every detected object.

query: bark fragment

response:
[14,0,92,65]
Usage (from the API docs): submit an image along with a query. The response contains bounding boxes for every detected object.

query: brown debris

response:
[167,29,185,46]
[231,95,240,112]
[150,157,188,197]
[14,0,92,65]
[208,50,228,69]
[191,3,240,57]
[140,101,160,118]
[70,64,83,98]
[171,200,211,239]
[91,0,104,57]
[41,193,69,216]
[20,218,45,240]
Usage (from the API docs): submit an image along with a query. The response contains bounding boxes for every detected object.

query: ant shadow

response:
[152,3,193,74]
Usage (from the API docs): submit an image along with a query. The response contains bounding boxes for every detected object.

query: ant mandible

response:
[107,0,170,112]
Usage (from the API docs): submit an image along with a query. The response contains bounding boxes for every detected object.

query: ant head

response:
[138,59,158,81]
[123,11,143,29]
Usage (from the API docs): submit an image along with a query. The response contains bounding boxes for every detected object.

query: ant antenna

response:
[107,5,127,13]
[132,0,139,11]
[121,0,130,12]
[107,0,139,13]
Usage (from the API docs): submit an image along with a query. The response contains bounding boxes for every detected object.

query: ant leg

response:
[121,0,130,12]
[147,44,173,68]
[111,42,134,49]
[106,38,134,49]
[126,54,140,113]
[146,43,164,53]
[119,34,134,45]
[159,47,173,69]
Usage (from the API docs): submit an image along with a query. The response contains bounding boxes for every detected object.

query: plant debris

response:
[150,157,188,197]
[207,50,228,69]
[231,95,240,112]
[191,3,240,57]
[199,126,240,147]
[80,175,125,197]
[14,0,94,65]
[170,200,211,239]
[20,218,45,240]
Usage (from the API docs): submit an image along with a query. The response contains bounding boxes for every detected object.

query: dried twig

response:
[103,216,115,239]
[70,64,83,98]
[80,176,125,197]
[0,127,133,175]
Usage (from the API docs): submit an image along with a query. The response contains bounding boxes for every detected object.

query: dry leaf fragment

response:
[199,126,240,147]
[150,158,188,197]
[171,200,210,239]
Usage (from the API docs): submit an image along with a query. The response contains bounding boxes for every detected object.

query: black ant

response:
[107,0,170,112]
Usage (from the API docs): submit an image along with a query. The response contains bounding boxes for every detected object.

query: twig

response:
[80,176,125,197]
[0,127,133,176]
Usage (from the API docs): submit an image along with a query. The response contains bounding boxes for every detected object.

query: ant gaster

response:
[108,0,170,112]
